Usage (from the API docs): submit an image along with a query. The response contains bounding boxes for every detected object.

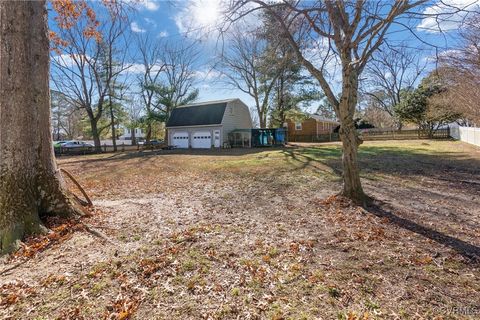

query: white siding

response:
[221,99,253,143]
[168,126,223,148]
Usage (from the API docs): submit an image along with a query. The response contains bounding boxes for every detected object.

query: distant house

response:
[166,99,253,149]
[118,126,145,140]
[286,114,339,140]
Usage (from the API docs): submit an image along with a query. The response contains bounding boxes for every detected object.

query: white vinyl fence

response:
[450,126,480,147]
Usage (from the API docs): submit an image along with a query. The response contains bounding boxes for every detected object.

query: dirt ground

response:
[1,140,479,319]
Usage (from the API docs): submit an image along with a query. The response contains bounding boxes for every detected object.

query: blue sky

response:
[49,0,480,113]
[124,0,257,104]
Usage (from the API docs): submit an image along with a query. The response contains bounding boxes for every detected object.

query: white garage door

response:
[192,131,211,149]
[172,132,189,148]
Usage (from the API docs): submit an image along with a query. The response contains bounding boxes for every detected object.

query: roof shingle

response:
[166,102,227,127]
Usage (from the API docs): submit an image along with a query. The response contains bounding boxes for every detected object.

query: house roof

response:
[309,114,339,124]
[166,101,229,127]
[177,98,238,107]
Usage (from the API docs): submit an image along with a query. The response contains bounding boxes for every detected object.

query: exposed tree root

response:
[59,168,92,207]
[0,218,117,275]
[80,222,118,245]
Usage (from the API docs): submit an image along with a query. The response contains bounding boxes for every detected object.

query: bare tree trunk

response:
[337,69,367,205]
[259,110,267,128]
[89,117,102,152]
[338,119,365,203]
[0,1,82,254]
[131,128,136,146]
[145,124,152,143]
[109,100,117,152]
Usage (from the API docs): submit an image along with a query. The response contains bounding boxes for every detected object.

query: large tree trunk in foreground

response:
[0,1,81,254]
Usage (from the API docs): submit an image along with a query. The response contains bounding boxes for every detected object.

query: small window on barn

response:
[295,122,302,130]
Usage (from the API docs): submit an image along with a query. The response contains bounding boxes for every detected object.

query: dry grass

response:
[1,140,479,319]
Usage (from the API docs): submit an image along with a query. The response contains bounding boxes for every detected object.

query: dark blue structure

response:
[251,128,287,147]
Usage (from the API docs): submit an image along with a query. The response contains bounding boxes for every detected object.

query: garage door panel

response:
[192,131,211,149]
[172,132,189,148]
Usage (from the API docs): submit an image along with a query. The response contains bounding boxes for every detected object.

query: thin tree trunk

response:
[0,1,82,254]
[131,127,136,146]
[145,123,152,143]
[89,118,102,152]
[109,99,117,152]
[259,110,267,128]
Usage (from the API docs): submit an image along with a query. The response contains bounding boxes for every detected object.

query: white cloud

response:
[137,0,160,11]
[158,30,169,38]
[124,0,159,11]
[144,17,157,27]
[52,54,92,68]
[126,63,146,74]
[194,69,222,80]
[174,0,263,41]
[424,48,463,63]
[417,0,480,33]
[126,62,164,74]
[303,38,341,84]
[174,0,225,37]
[131,21,146,33]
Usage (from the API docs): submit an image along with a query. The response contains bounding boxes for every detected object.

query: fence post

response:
[103,143,106,152]
[122,142,125,152]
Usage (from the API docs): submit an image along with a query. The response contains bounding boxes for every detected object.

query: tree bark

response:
[0,1,82,254]
[337,66,368,205]
[131,127,136,146]
[164,128,169,144]
[259,110,267,128]
[109,99,117,152]
[145,124,152,144]
[338,118,366,203]
[89,116,102,152]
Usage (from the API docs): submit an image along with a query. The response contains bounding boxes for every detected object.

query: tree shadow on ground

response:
[282,143,480,263]
[280,146,343,176]
[368,201,480,262]
[281,144,480,180]
[58,146,281,166]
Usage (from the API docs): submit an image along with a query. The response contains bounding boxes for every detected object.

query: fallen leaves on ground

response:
[12,217,84,259]
[1,141,479,319]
